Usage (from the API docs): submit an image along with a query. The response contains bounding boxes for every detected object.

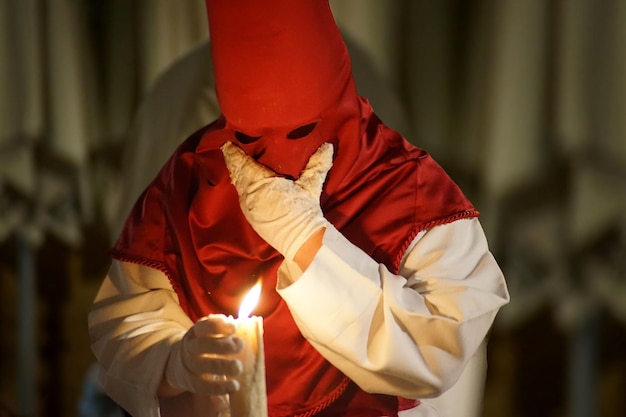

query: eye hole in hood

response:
[286,122,318,140]
[235,131,262,144]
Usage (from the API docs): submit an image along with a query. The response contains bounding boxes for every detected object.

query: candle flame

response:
[238,280,261,318]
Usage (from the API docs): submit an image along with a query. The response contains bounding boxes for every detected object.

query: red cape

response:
[112,96,478,417]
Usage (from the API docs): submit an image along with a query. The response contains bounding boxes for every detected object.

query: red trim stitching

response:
[109,249,180,293]
[288,377,351,417]
[392,209,480,272]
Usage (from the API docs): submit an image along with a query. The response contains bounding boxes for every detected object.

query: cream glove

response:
[165,315,243,396]
[221,142,333,261]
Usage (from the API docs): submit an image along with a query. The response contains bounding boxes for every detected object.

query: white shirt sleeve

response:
[88,260,194,417]
[276,217,509,401]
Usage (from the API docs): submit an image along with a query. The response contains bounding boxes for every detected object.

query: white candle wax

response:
[229,282,268,417]
[230,316,267,417]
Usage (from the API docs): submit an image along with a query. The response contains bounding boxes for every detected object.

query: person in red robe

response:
[89,1,509,416]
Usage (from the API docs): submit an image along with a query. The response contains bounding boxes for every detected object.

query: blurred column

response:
[330,0,402,88]
[568,310,600,417]
[16,234,37,417]
[402,0,456,158]
[477,0,551,244]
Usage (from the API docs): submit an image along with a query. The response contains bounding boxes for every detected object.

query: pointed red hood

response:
[205,0,360,179]
[206,0,354,129]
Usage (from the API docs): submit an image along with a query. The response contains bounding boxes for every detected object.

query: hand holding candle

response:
[164,316,244,397]
[230,281,268,417]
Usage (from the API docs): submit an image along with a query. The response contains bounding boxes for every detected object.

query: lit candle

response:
[230,281,268,417]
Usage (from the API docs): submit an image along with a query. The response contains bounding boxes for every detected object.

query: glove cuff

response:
[164,336,190,393]
[283,217,329,262]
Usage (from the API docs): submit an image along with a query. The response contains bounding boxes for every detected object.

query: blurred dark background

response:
[1,1,625,416]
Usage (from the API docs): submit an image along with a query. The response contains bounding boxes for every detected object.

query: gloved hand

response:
[165,314,244,396]
[221,141,333,261]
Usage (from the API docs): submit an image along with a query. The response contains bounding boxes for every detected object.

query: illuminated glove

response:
[165,315,243,396]
[221,142,333,261]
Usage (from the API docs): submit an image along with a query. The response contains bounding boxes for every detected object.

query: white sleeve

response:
[88,260,194,417]
[276,217,509,399]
